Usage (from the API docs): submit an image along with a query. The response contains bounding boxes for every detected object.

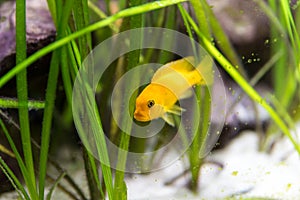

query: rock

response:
[0,0,56,74]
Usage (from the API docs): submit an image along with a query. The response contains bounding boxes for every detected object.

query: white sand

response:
[127,127,300,199]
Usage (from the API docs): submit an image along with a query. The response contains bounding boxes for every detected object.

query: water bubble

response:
[264,39,269,45]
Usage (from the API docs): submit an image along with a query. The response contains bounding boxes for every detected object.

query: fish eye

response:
[147,100,155,108]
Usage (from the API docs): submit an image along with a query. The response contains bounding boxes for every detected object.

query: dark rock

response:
[0,0,56,74]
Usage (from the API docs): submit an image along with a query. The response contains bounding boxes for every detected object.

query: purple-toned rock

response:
[0,0,56,73]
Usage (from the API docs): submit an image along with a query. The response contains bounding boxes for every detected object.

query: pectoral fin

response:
[162,105,185,127]
[162,113,175,127]
[168,104,185,115]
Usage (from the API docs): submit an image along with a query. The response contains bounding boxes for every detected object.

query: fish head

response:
[134,85,165,122]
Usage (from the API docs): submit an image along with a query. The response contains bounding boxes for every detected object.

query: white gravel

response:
[127,128,300,199]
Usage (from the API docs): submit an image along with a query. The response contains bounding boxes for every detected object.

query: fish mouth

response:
[134,111,150,122]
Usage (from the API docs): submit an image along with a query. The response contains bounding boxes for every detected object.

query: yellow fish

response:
[134,56,213,126]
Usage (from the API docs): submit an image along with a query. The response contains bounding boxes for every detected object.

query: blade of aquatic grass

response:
[38,0,73,198]
[118,0,126,11]
[0,98,44,109]
[256,0,286,36]
[15,0,38,197]
[0,0,187,89]
[38,47,61,200]
[249,50,284,86]
[46,173,81,200]
[0,144,15,158]
[269,95,297,133]
[83,147,102,200]
[182,8,300,154]
[190,0,244,76]
[151,8,166,27]
[46,172,66,200]
[177,4,197,59]
[260,0,299,109]
[296,7,300,96]
[0,118,35,199]
[72,1,105,199]
[48,160,88,200]
[268,1,295,108]
[29,132,88,200]
[66,26,81,75]
[67,41,80,76]
[104,0,111,15]
[0,108,87,200]
[60,46,73,105]
[88,0,119,33]
[158,5,177,63]
[91,98,114,200]
[190,0,209,38]
[87,150,104,198]
[188,86,202,192]
[73,64,114,200]
[143,6,175,64]
[0,156,30,200]
[280,1,300,57]
[278,1,300,104]
[73,0,92,57]
[199,0,245,76]
[178,5,206,192]
[199,88,212,152]
[46,0,57,26]
[114,0,143,198]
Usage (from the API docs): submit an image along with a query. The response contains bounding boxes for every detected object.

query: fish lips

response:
[133,110,150,122]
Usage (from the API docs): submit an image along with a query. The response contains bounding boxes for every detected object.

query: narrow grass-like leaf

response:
[15,0,37,197]
[92,99,114,200]
[46,0,57,26]
[88,0,119,33]
[280,1,300,57]
[0,118,36,199]
[60,46,73,105]
[199,0,245,76]
[73,0,92,57]
[87,150,104,198]
[178,5,206,191]
[38,0,74,198]
[82,148,103,200]
[46,172,66,200]
[190,0,210,38]
[114,0,143,198]
[72,1,105,199]
[38,49,61,200]
[264,0,297,108]
[0,156,30,200]
[0,98,44,109]
[0,144,15,158]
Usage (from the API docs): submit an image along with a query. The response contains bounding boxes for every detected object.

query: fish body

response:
[134,56,212,126]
